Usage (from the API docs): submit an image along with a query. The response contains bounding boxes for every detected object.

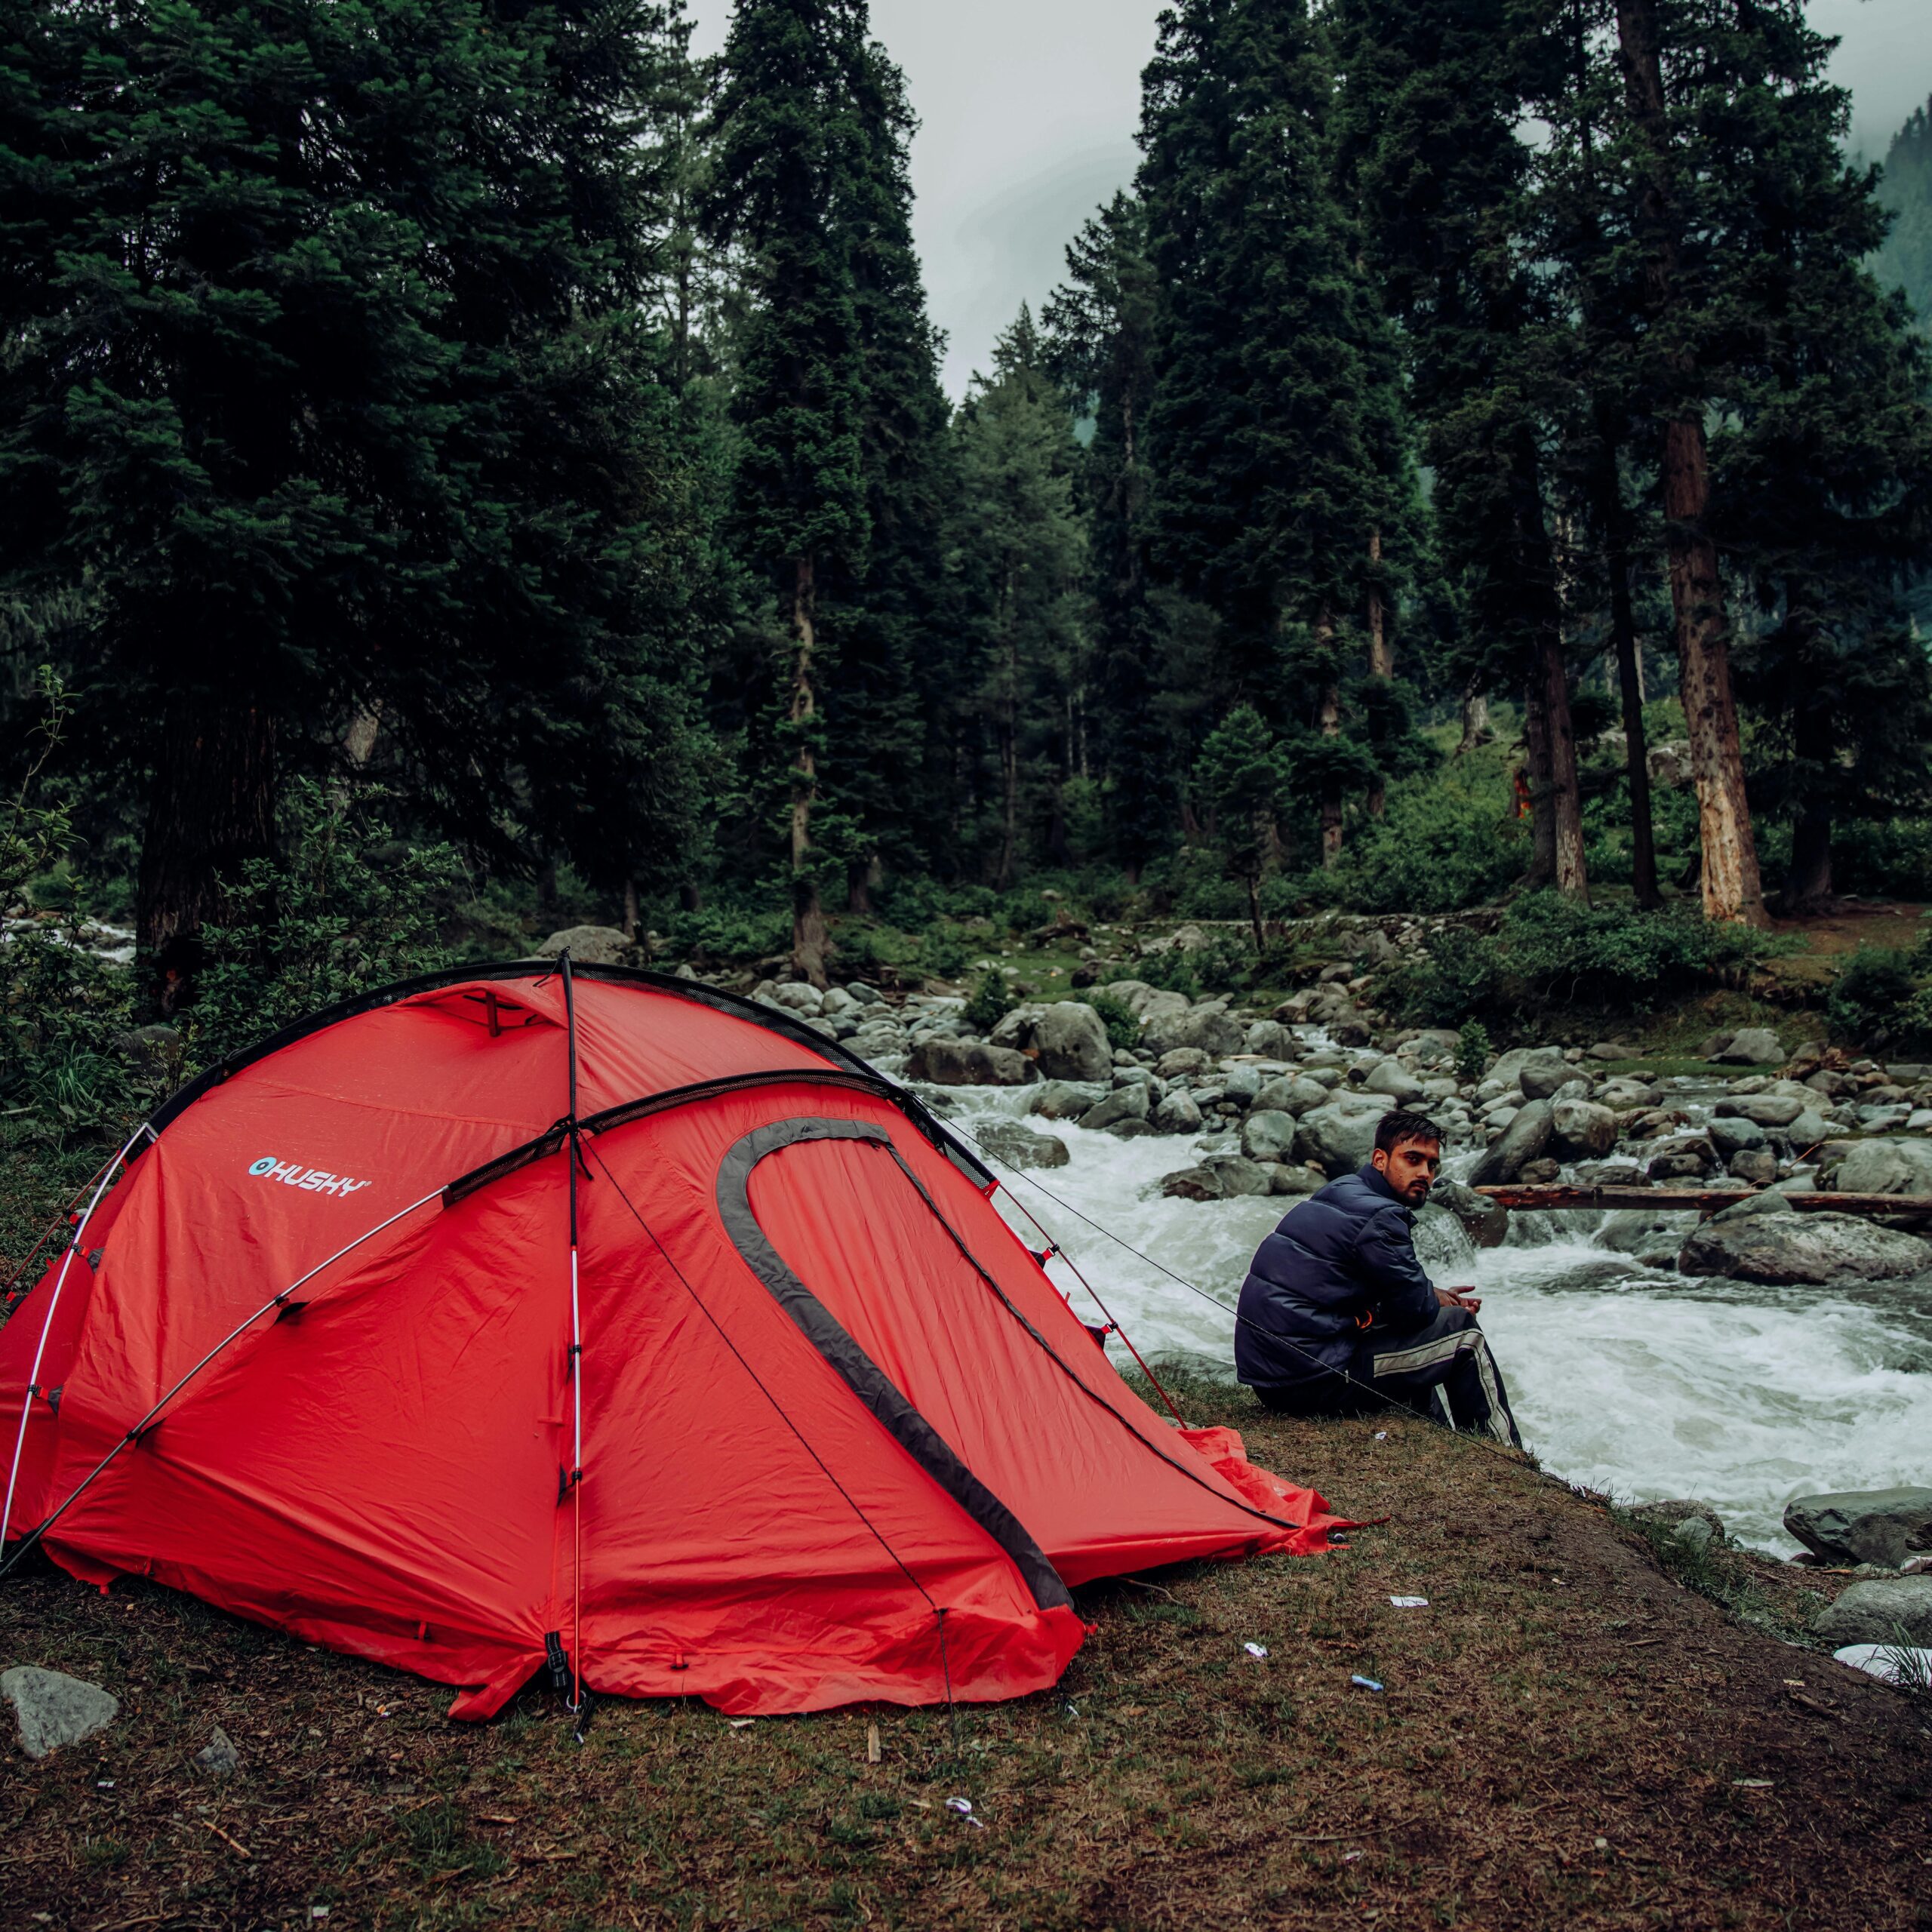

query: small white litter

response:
[1731,1780,1774,1789]
[1833,1643,1932,1689]
[1350,1675,1384,1693]
[727,1717,755,1729]
[1243,1641,1269,1659]
[1389,1596,1429,1609]
[945,1796,984,1829]
[1373,1432,1388,1441]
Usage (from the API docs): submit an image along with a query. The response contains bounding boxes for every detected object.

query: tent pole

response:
[1,1122,151,1549]
[560,952,586,1725]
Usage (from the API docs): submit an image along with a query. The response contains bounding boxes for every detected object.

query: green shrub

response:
[962,969,1014,1034]
[1455,1020,1492,1081]
[1378,926,1500,1026]
[1825,945,1918,1041]
[1323,773,1527,915]
[1083,990,1141,1052]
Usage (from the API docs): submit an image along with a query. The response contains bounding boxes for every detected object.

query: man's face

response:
[1373,1134,1441,1205]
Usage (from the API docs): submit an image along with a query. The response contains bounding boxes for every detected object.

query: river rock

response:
[1294,1102,1384,1179]
[537,924,637,967]
[1715,1028,1786,1066]
[906,1040,1035,1087]
[1156,1048,1210,1079]
[974,1120,1071,1171]
[1520,1060,1586,1103]
[1029,1078,1109,1120]
[1710,1187,1798,1222]
[1269,1164,1326,1197]
[1254,1074,1331,1118]
[991,1001,1113,1082]
[1811,1576,1932,1647]
[1203,1154,1273,1198]
[1466,1098,1554,1187]
[1678,1211,1932,1286]
[1550,1098,1618,1159]
[1716,1094,1804,1129]
[1490,1048,1571,1094]
[1629,1498,1727,1543]
[1153,1089,1204,1134]
[1729,1150,1779,1185]
[195,1725,240,1777]
[1786,1107,1832,1149]
[1363,1060,1426,1104]
[1832,1137,1932,1198]
[1429,1177,1509,1248]
[1159,1166,1221,1201]
[2,1666,118,1759]
[1221,1064,1264,1104]
[1599,1204,1698,1268]
[1246,1020,1297,1060]
[1080,1085,1151,1133]
[1239,1109,1300,1161]
[1707,1116,1768,1158]
[1785,1487,1932,1569]
[1142,1003,1247,1060]
[1647,1136,1718,1181]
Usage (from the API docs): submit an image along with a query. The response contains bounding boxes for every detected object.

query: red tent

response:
[0,966,1344,1718]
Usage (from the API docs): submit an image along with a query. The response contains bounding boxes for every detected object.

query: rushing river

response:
[940,1091,1932,1555]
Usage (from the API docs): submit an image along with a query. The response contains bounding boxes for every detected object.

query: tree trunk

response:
[137,697,277,1014]
[621,877,640,942]
[1365,531,1392,820]
[1522,679,1556,888]
[847,853,882,916]
[789,555,829,986]
[1538,629,1589,902]
[1245,866,1265,956]
[1457,683,1493,755]
[1316,611,1343,869]
[1783,683,1834,913]
[1607,547,1661,909]
[343,705,382,770]
[1617,0,1767,928]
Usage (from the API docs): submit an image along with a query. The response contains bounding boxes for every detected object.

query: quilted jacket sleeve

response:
[1353,1205,1438,1330]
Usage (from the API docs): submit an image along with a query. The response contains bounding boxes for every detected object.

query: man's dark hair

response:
[1374,1109,1442,1155]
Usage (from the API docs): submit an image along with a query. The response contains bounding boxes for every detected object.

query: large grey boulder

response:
[2,1666,118,1759]
[1029,1079,1109,1121]
[1142,1003,1246,1060]
[906,1039,1035,1087]
[974,1120,1072,1172]
[1429,1178,1509,1248]
[1152,1089,1204,1135]
[1812,1576,1932,1647]
[1246,1020,1297,1060]
[1520,1059,1585,1103]
[1550,1098,1618,1160]
[1239,1109,1300,1162]
[1269,1164,1326,1198]
[1079,1085,1152,1133]
[1253,1074,1332,1118]
[1467,1099,1554,1187]
[1203,1154,1273,1198]
[1679,1211,1932,1286]
[1718,1094,1805,1129]
[1786,1107,1833,1150]
[991,1001,1114,1083]
[1832,1137,1932,1198]
[1294,1102,1384,1179]
[1362,1060,1426,1104]
[1599,1204,1700,1268]
[1785,1487,1932,1569]
[1715,1028,1786,1066]
[1491,1048,1571,1095]
[538,924,637,968]
[1156,1048,1210,1080]
[1706,1115,1769,1158]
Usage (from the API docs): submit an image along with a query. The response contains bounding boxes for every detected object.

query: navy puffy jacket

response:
[1233,1164,1440,1389]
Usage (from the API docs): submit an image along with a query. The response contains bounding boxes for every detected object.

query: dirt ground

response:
[2,1395,1928,1932]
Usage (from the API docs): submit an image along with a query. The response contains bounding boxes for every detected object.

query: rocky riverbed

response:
[747,971,1932,1556]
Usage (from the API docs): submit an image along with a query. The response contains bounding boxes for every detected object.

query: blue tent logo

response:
[248,1157,278,1177]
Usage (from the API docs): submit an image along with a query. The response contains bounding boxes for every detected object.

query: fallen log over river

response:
[1474,1183,1932,1217]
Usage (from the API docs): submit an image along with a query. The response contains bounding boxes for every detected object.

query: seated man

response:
[1234,1109,1521,1445]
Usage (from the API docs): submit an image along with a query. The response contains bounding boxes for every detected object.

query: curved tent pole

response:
[0,1121,155,1548]
[0,1185,445,1580]
[559,951,587,1726]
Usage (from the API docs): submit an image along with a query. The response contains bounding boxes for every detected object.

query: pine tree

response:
[1328,0,1590,901]
[1193,705,1288,952]
[1872,96,1932,331]
[1139,0,1416,869]
[706,0,869,981]
[0,0,713,1004]
[948,309,1090,888]
[1043,191,1176,876]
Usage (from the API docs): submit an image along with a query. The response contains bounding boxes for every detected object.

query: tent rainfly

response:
[0,964,1345,1718]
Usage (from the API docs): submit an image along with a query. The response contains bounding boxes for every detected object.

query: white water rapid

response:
[945,1092,1932,1554]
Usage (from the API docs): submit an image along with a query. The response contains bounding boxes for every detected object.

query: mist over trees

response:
[5,0,1932,992]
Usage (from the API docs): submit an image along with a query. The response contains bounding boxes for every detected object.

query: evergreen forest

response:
[6,0,1932,1045]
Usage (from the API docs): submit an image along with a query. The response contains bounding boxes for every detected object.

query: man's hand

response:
[1436,1287,1482,1313]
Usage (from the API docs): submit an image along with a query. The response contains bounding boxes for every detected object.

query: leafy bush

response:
[962,969,1014,1034]
[1083,989,1141,1052]
[1378,926,1500,1026]
[182,780,462,1072]
[1825,945,1918,1041]
[1456,1020,1492,1081]
[1317,774,1526,915]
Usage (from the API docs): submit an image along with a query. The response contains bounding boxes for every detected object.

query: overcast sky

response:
[688,0,1932,400]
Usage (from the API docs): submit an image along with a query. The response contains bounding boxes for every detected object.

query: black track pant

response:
[1254,1306,1523,1447]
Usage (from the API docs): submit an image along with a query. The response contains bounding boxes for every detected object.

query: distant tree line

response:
[3,0,1931,993]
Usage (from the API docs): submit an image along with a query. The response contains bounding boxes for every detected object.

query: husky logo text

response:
[247,1156,372,1198]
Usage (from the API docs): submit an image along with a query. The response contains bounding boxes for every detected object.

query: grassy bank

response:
[5,1386,1926,1931]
